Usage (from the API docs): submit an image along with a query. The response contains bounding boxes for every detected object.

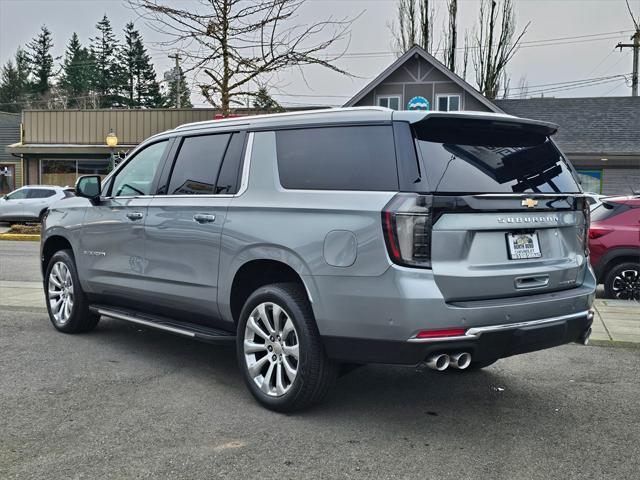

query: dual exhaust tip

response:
[426,352,472,371]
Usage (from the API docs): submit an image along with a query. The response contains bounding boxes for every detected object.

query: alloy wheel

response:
[48,261,74,325]
[243,302,299,397]
[612,269,640,301]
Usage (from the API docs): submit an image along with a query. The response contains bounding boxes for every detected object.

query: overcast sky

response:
[0,0,638,107]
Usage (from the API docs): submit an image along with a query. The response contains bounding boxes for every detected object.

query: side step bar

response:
[90,305,236,344]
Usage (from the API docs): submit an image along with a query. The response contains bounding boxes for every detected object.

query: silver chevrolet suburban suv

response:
[41,108,595,412]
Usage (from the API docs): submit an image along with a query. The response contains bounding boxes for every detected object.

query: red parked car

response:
[589,196,640,300]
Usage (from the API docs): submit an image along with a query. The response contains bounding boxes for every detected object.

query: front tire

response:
[236,283,338,412]
[603,262,640,300]
[45,249,99,333]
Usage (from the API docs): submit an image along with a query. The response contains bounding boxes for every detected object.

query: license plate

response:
[507,232,542,260]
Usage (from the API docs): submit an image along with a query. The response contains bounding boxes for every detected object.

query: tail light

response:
[581,197,591,256]
[589,228,613,239]
[382,193,433,268]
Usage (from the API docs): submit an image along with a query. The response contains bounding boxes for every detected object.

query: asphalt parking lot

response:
[0,240,41,282]
[1,307,639,479]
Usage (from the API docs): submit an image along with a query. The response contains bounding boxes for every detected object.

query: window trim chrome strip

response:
[407,309,593,343]
[100,132,254,201]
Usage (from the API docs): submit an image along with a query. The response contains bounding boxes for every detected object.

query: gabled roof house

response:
[343,45,639,195]
[344,45,499,113]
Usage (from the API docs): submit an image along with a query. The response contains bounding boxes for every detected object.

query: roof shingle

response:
[494,97,640,155]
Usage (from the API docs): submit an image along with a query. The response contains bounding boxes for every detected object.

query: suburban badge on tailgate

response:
[497,216,560,224]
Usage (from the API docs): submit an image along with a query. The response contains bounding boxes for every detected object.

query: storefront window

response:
[77,160,111,178]
[41,160,76,187]
[40,159,111,187]
[576,169,602,194]
[0,165,15,194]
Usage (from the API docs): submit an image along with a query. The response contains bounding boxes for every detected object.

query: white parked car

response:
[0,185,73,223]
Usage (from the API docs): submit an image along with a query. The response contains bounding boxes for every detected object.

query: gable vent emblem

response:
[521,198,538,208]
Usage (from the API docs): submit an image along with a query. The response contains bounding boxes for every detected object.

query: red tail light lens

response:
[382,194,433,268]
[416,328,467,339]
[588,228,613,239]
[581,197,591,256]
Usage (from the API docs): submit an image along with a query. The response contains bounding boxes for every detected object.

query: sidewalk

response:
[0,280,638,345]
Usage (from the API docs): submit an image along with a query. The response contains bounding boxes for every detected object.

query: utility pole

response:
[168,53,182,108]
[616,30,640,97]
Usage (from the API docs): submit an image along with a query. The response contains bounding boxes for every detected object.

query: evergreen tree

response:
[165,65,192,108]
[26,25,55,99]
[0,48,31,112]
[121,22,164,108]
[0,61,22,113]
[59,33,95,108]
[90,15,122,107]
[252,87,282,111]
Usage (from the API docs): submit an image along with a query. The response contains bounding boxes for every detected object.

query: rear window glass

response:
[413,121,581,193]
[276,126,398,191]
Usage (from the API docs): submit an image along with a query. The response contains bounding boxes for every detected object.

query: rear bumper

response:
[323,309,594,365]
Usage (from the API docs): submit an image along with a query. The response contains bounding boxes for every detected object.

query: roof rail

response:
[173,106,391,131]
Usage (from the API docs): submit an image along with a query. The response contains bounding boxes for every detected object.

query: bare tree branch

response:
[129,0,356,114]
[472,0,528,99]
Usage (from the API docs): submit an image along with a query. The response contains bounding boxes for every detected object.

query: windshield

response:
[413,122,581,194]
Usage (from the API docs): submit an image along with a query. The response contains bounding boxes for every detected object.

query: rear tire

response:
[44,249,99,333]
[603,262,640,301]
[236,282,338,412]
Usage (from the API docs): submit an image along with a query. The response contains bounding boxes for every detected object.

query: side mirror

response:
[75,175,101,202]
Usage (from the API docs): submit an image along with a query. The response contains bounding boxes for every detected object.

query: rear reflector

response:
[416,328,467,339]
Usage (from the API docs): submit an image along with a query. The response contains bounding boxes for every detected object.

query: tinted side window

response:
[111,141,168,197]
[29,189,56,198]
[168,134,231,195]
[276,126,398,191]
[215,133,245,194]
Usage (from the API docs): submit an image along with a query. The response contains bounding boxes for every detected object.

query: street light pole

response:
[106,129,118,172]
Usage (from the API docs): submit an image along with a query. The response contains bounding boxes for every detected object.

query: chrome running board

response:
[91,305,236,343]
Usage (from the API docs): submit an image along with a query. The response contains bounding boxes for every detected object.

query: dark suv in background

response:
[589,196,640,300]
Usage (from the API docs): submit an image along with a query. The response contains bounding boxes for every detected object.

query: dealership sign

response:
[407,96,430,111]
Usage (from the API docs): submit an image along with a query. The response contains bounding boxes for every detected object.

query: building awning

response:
[5,143,136,155]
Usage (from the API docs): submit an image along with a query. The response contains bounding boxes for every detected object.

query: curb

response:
[0,234,41,241]
[588,339,640,348]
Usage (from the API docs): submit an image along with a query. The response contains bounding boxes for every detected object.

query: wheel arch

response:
[41,235,74,274]
[222,247,320,326]
[594,247,640,282]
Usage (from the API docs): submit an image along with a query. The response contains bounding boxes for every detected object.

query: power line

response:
[600,79,628,96]
[507,75,631,98]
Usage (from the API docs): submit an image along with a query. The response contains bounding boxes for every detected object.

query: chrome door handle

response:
[126,211,144,221]
[193,213,216,224]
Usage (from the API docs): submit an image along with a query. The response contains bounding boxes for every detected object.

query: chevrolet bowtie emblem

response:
[521,198,538,208]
